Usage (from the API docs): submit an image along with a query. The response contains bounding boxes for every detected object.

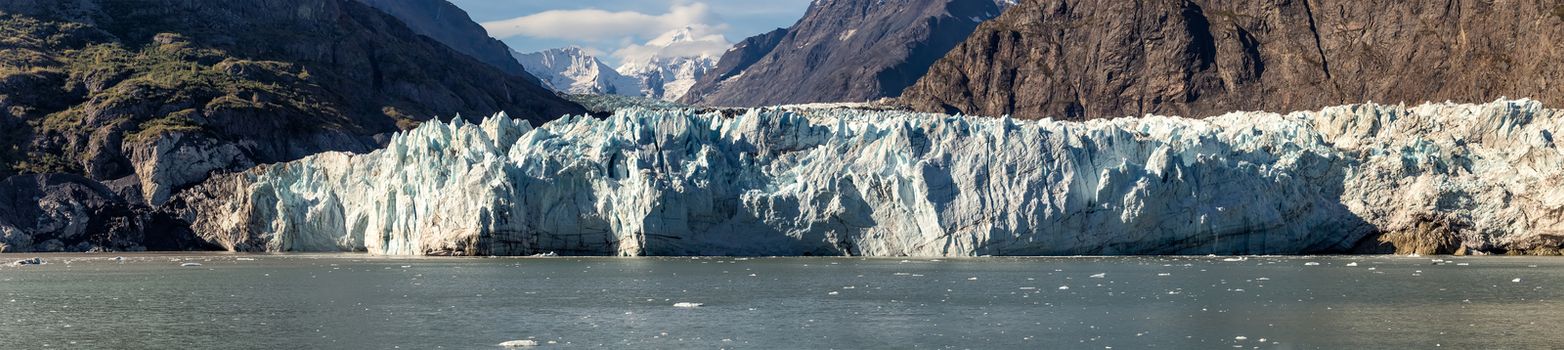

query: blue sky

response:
[447,0,811,66]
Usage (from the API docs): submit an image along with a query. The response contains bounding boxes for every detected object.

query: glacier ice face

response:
[177,100,1564,256]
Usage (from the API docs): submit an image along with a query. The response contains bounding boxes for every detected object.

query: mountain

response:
[615,27,724,101]
[351,0,531,78]
[0,0,584,252]
[900,0,1564,120]
[514,48,640,96]
[180,100,1564,256]
[680,0,1009,107]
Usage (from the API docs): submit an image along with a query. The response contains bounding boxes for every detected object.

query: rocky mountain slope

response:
[900,0,1564,120]
[178,100,1563,256]
[0,0,583,252]
[513,48,640,96]
[680,0,1008,107]
[351,0,532,78]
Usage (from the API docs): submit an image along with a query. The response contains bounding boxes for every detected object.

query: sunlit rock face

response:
[177,100,1564,256]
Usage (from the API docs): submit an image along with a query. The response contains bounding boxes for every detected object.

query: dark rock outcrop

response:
[0,0,584,251]
[680,0,1008,106]
[351,0,534,78]
[0,174,212,252]
[901,0,1564,120]
[0,0,583,194]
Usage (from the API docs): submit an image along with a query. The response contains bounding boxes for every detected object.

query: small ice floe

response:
[1157,273,1171,276]
[530,252,558,257]
[673,302,704,308]
[499,339,539,347]
[13,257,43,266]
[827,291,839,295]
[1058,286,1070,290]
[1088,273,1106,278]
[236,258,256,261]
[1512,278,1522,283]
[1303,262,1320,266]
[1456,263,1470,266]
[180,262,203,267]
[967,277,978,281]
[1221,257,1247,262]
[1235,336,1248,341]
[1345,262,1359,267]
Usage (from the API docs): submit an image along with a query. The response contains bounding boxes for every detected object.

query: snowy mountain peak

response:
[513,48,640,96]
[612,27,728,101]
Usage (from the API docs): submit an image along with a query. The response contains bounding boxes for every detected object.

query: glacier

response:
[175,100,1564,256]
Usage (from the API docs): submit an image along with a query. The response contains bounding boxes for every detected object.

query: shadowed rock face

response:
[0,0,583,204]
[0,174,213,252]
[0,0,584,251]
[680,0,1007,107]
[901,0,1564,120]
[351,0,535,79]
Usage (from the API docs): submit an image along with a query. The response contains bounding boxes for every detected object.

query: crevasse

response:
[179,100,1564,256]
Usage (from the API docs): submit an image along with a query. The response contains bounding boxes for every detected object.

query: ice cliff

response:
[176,100,1564,256]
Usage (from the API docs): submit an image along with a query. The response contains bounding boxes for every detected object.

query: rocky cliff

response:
[680,0,1008,107]
[177,100,1564,256]
[0,0,583,251]
[351,0,532,78]
[900,0,1564,120]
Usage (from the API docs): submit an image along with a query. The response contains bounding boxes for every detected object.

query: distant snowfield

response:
[180,99,1564,256]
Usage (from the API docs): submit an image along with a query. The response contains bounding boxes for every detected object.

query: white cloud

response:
[481,3,719,42]
[613,26,732,64]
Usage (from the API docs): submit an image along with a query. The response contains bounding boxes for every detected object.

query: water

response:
[1,254,1560,349]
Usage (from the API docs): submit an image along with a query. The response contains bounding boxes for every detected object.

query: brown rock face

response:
[680,0,1008,107]
[901,0,1564,120]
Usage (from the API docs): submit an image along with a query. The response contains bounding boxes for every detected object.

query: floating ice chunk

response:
[1345,262,1358,267]
[673,302,704,308]
[1303,262,1320,266]
[1222,257,1248,262]
[1089,273,1106,278]
[236,257,256,261]
[180,262,203,267]
[1512,278,1522,283]
[967,277,978,281]
[1157,273,1171,276]
[499,339,539,347]
[1235,336,1248,340]
[1058,286,1070,290]
[827,291,839,295]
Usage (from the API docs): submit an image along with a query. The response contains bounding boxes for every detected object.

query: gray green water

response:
[0,254,1560,349]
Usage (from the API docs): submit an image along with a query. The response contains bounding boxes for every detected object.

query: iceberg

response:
[176,100,1564,256]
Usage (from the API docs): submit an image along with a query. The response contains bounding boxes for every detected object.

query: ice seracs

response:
[179,99,1564,257]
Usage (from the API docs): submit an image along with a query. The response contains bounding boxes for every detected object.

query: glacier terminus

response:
[175,100,1564,256]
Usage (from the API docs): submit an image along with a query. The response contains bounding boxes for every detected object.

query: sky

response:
[447,0,812,67]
